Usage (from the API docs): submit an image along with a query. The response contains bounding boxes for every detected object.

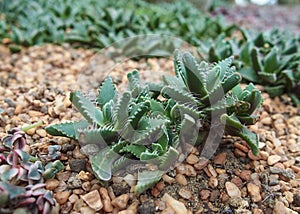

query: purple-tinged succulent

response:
[0,128,62,214]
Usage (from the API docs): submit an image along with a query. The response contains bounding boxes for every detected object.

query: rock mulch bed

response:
[212,4,300,34]
[0,44,300,213]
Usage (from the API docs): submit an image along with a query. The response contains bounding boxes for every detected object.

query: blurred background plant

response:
[198,28,300,105]
[0,0,236,50]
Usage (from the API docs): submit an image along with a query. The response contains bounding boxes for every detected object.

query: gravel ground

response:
[1,43,300,214]
[212,4,300,34]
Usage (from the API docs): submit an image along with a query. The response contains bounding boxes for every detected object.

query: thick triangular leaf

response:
[90,147,120,181]
[97,76,116,108]
[158,147,179,170]
[221,114,259,155]
[45,120,89,140]
[135,170,164,194]
[239,67,260,83]
[113,92,131,130]
[70,91,104,125]
[264,47,278,73]
[182,52,208,97]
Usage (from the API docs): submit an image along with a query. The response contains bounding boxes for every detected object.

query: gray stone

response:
[293,194,300,207]
[68,174,82,189]
[112,181,130,196]
[4,98,15,107]
[268,174,279,186]
[270,167,295,180]
[61,143,75,153]
[69,159,86,172]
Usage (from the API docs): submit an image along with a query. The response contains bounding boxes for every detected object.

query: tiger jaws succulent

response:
[199,29,300,105]
[46,50,262,194]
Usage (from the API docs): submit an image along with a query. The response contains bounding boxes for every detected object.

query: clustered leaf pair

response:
[46,50,263,194]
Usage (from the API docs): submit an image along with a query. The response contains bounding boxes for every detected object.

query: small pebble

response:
[283,191,294,204]
[210,190,220,201]
[28,110,43,117]
[200,189,211,200]
[261,117,272,125]
[207,164,217,177]
[56,171,71,181]
[234,148,247,157]
[293,194,300,206]
[82,181,91,191]
[81,190,103,211]
[175,174,187,186]
[80,206,96,214]
[67,175,82,189]
[234,142,249,153]
[73,198,84,212]
[61,143,75,153]
[78,171,93,181]
[118,209,135,214]
[194,157,209,170]
[273,201,287,214]
[162,193,188,214]
[69,194,79,204]
[45,179,60,190]
[225,182,241,198]
[213,152,227,165]
[69,159,87,172]
[55,191,70,205]
[162,174,176,184]
[268,155,282,165]
[156,181,165,191]
[186,154,198,165]
[111,194,130,210]
[268,174,279,186]
[184,165,197,177]
[208,177,218,188]
[36,129,47,137]
[178,188,192,200]
[239,170,251,181]
[99,187,114,213]
[247,183,262,202]
[252,208,263,214]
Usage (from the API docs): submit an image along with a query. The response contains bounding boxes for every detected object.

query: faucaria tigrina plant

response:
[199,29,300,105]
[46,50,262,194]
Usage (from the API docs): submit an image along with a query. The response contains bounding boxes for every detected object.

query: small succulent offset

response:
[46,50,262,194]
[164,50,262,156]
[0,128,63,214]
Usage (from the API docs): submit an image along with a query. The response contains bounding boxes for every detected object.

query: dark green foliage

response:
[0,0,236,54]
[46,50,262,194]
[199,29,300,105]
[47,69,181,193]
[0,128,62,214]
[164,50,262,155]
